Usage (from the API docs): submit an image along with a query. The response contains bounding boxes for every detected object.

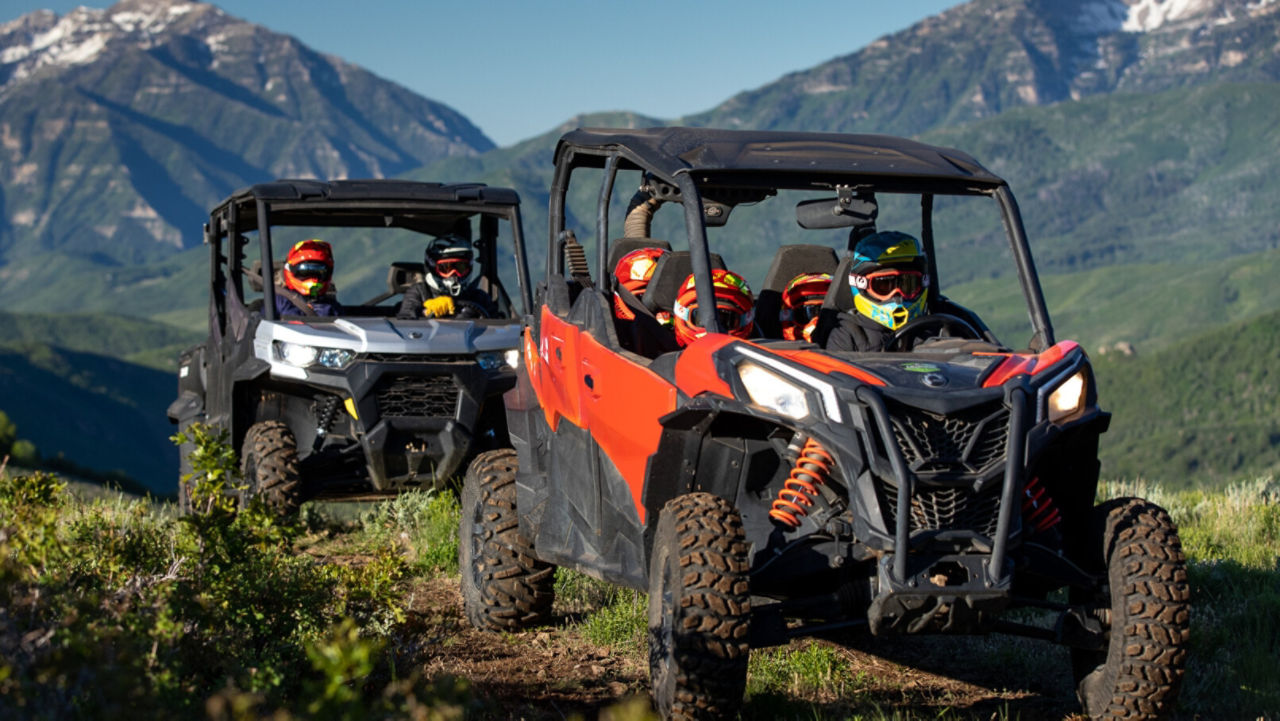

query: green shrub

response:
[0,425,431,719]
[356,490,461,576]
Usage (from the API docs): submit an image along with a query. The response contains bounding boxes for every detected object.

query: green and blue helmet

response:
[848,231,929,331]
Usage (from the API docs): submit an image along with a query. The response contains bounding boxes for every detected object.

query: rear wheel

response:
[647,492,750,720]
[1071,497,1190,719]
[458,449,555,630]
[240,420,303,515]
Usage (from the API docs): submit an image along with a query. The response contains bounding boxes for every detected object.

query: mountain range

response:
[1,0,1277,493]
[0,0,492,274]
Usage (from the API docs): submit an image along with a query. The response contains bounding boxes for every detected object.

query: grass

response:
[3,426,1277,719]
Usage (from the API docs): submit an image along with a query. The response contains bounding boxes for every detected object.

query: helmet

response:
[780,272,832,342]
[671,269,755,347]
[425,236,473,295]
[283,239,334,299]
[614,247,666,298]
[848,231,929,331]
[612,247,667,320]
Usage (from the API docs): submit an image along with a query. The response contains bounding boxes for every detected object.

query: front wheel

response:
[1071,497,1190,719]
[458,449,555,631]
[647,492,750,720]
[240,420,303,515]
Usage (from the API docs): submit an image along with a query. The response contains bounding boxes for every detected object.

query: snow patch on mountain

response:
[1122,0,1217,31]
[1,1,217,90]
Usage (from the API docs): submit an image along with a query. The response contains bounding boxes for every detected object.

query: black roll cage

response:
[204,181,533,323]
[546,127,1055,351]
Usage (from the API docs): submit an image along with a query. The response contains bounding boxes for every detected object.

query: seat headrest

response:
[245,259,284,293]
[643,251,726,313]
[761,244,839,292]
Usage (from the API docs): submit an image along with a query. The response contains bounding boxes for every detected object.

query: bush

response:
[0,425,460,719]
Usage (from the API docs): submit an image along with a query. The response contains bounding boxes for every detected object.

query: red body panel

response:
[980,340,1081,387]
[525,308,678,524]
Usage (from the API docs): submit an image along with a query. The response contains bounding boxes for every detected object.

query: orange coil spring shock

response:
[769,438,836,528]
[1022,476,1061,533]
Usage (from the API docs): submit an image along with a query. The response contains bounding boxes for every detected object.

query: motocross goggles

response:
[683,304,755,331]
[435,257,472,278]
[782,303,823,324]
[287,260,332,281]
[850,268,927,302]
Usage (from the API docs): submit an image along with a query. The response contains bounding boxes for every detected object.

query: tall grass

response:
[1102,477,1280,717]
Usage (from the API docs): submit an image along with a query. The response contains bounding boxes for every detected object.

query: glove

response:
[422,295,455,318]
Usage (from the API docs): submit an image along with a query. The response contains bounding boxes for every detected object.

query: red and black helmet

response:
[283,239,334,298]
[671,269,755,347]
[780,272,831,342]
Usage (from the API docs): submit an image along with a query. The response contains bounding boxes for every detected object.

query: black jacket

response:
[824,312,893,352]
[396,276,495,319]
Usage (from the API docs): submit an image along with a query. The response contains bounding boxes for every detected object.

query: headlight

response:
[275,341,318,367]
[274,342,355,370]
[317,348,355,370]
[1047,370,1087,423]
[738,361,810,419]
[478,351,519,372]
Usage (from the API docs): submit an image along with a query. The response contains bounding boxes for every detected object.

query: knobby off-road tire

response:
[239,420,303,515]
[1072,497,1190,719]
[647,492,751,721]
[458,449,555,631]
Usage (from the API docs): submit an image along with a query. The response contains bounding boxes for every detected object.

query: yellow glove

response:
[422,295,455,318]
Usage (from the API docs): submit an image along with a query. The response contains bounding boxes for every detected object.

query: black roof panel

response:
[556,127,1005,190]
[216,179,520,210]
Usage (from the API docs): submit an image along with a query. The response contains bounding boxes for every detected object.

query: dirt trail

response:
[395,575,1087,720]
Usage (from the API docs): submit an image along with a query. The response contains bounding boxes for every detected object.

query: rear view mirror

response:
[796,195,878,230]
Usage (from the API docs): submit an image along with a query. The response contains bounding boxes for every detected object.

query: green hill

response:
[0,341,176,494]
[951,246,1280,355]
[0,310,201,370]
[1093,309,1280,488]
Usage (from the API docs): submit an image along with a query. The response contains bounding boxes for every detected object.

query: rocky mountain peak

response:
[1,0,228,91]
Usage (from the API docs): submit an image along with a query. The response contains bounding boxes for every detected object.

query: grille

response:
[889,402,1009,475]
[362,353,474,364]
[876,479,1003,537]
[373,374,459,417]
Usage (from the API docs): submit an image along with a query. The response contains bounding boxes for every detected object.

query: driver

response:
[397,235,496,319]
[277,239,341,317]
[825,231,930,352]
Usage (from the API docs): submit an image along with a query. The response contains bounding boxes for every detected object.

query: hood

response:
[257,316,523,355]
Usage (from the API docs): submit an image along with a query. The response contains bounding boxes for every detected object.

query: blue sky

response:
[4,0,962,146]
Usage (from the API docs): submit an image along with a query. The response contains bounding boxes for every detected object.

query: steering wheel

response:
[884,313,983,352]
[453,298,495,319]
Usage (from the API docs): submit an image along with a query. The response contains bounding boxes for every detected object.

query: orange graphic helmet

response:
[780,272,832,342]
[612,247,667,320]
[614,247,667,298]
[671,269,755,347]
[282,239,334,298]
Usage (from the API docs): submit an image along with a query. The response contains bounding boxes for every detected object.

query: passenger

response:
[397,235,495,319]
[825,231,930,352]
[779,272,832,342]
[612,247,667,320]
[671,269,755,347]
[276,239,341,317]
